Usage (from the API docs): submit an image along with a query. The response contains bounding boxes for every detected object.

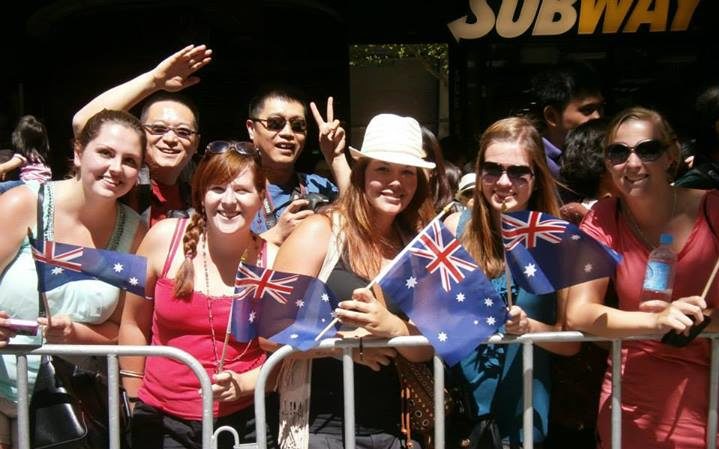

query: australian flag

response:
[29,234,147,297]
[377,219,506,366]
[501,211,620,295]
[231,263,340,350]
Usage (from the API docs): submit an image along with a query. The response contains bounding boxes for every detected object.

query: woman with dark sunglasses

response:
[566,107,718,449]
[444,117,580,448]
[119,141,278,449]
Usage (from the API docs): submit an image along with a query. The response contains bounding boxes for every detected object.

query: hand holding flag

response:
[501,210,621,294]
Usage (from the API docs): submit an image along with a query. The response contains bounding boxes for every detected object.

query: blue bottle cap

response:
[659,233,673,246]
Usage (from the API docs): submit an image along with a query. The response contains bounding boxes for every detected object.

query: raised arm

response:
[72,44,212,136]
[310,98,350,193]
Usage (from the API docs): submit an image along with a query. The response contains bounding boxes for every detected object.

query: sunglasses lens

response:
[265,116,286,131]
[606,144,631,164]
[481,162,503,179]
[635,140,665,161]
[207,141,230,154]
[506,166,533,180]
[289,119,307,133]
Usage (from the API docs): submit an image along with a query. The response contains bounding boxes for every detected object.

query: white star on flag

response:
[571,234,581,240]
[295,299,304,308]
[456,292,465,302]
[405,276,418,289]
[524,263,537,277]
[438,332,448,342]
[584,263,593,273]
[321,293,329,302]
[113,263,124,273]
[129,277,139,286]
[484,297,494,307]
[51,267,64,275]
[290,334,299,339]
[486,316,496,326]
[248,311,256,323]
[473,320,479,325]
[321,318,326,323]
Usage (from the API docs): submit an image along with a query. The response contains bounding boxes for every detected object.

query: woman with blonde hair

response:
[566,107,718,449]
[444,117,579,448]
[119,141,276,449]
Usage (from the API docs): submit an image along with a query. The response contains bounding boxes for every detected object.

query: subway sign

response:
[448,0,701,40]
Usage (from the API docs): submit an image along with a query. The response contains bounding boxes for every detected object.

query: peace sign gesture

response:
[150,44,213,92]
[310,97,346,160]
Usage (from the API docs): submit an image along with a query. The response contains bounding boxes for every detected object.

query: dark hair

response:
[248,85,307,119]
[559,118,608,199]
[173,145,265,298]
[11,115,50,164]
[140,92,200,129]
[75,109,146,155]
[421,126,453,211]
[694,85,719,156]
[530,61,602,114]
[444,161,461,194]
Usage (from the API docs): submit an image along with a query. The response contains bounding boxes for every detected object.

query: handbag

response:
[30,356,90,449]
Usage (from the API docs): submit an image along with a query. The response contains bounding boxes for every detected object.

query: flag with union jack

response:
[377,218,506,366]
[29,233,147,296]
[501,211,621,294]
[231,263,340,350]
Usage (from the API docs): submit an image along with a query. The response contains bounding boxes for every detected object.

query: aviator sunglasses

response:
[605,139,666,165]
[480,161,534,184]
[250,115,307,133]
[143,124,198,139]
[204,140,259,158]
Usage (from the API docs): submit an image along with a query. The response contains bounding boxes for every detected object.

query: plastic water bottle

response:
[640,233,676,302]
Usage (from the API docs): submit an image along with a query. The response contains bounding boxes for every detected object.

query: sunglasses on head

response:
[143,123,198,140]
[605,139,666,165]
[205,141,259,158]
[250,115,307,133]
[480,162,534,184]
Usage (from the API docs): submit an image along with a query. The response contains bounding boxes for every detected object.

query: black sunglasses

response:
[480,162,534,184]
[250,115,307,133]
[205,140,259,158]
[605,139,666,165]
[143,124,198,139]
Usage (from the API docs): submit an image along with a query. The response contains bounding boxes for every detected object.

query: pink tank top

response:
[138,219,267,420]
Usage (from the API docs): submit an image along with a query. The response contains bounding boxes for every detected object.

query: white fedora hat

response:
[349,114,436,169]
[458,173,477,194]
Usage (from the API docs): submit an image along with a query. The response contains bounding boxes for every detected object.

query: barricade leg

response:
[16,355,29,449]
[522,341,533,449]
[708,337,719,449]
[342,348,356,449]
[433,355,445,449]
[611,340,622,449]
[107,354,121,449]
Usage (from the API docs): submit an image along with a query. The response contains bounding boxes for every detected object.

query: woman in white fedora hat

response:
[272,113,436,449]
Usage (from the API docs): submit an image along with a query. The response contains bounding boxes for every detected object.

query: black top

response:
[309,258,402,436]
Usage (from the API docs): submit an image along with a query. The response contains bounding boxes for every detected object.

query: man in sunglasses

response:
[72,45,212,226]
[530,61,604,184]
[246,87,347,245]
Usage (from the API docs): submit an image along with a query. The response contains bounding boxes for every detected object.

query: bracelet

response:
[119,369,145,379]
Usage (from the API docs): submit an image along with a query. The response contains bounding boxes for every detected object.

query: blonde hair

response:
[461,117,560,278]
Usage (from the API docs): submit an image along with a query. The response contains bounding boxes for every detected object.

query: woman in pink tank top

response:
[119,141,276,449]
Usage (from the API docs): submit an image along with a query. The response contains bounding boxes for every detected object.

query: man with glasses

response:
[72,45,212,226]
[246,87,348,245]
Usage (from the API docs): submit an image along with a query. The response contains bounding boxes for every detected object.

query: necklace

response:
[621,187,677,250]
[201,233,256,373]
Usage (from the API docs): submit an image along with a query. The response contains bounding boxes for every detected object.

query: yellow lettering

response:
[671,0,700,31]
[496,0,540,38]
[533,0,578,36]
[624,0,669,32]
[447,0,496,41]
[578,0,634,34]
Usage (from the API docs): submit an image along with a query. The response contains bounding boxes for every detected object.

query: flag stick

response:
[28,228,53,329]
[314,203,456,341]
[701,255,719,300]
[501,202,514,308]
[217,300,234,372]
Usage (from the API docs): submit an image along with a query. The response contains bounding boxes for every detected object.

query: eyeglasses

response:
[205,141,259,158]
[480,162,534,184]
[605,139,666,165]
[250,116,307,133]
[143,124,198,140]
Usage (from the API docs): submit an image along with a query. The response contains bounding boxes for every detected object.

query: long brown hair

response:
[461,117,560,278]
[330,157,435,279]
[173,144,265,298]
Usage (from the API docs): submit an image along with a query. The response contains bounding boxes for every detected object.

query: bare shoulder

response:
[0,185,36,228]
[137,218,183,259]
[274,214,333,276]
[444,211,461,236]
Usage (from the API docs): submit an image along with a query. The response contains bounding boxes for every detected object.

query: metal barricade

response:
[252,331,719,449]
[1,344,213,449]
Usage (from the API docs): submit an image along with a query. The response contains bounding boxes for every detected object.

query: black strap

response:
[36,183,48,320]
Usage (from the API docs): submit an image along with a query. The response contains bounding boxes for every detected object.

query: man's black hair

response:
[559,117,608,199]
[140,92,201,129]
[248,85,307,119]
[530,61,602,113]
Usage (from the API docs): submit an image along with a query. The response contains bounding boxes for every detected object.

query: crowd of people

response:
[0,44,717,449]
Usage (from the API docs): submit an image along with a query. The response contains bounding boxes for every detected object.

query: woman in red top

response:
[566,107,719,449]
[119,141,275,449]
